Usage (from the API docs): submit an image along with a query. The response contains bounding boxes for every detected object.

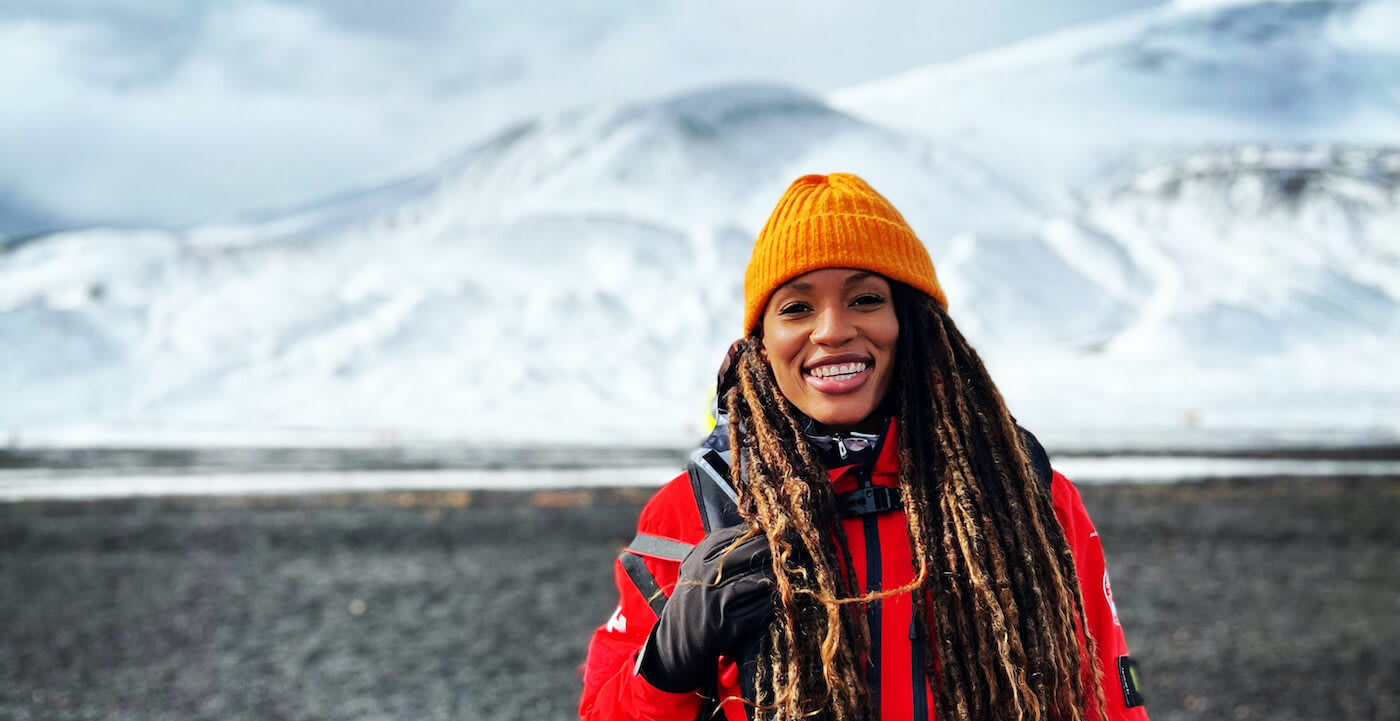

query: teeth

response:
[810,362,868,378]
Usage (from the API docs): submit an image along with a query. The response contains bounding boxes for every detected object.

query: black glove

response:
[637,525,775,693]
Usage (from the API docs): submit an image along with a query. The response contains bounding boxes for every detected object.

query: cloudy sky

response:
[0,0,1163,237]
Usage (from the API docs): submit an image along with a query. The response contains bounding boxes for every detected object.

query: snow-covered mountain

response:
[1,0,1397,448]
[828,0,1400,443]
[832,0,1400,196]
[2,87,1000,445]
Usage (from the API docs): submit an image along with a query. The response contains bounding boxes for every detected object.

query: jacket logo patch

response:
[606,606,627,634]
[1103,570,1120,626]
[1118,656,1145,708]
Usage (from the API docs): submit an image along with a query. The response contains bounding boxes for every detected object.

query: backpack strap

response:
[686,448,742,534]
[617,492,731,718]
[617,531,696,620]
[1017,424,1054,491]
[618,550,669,618]
[617,449,743,620]
[625,532,693,562]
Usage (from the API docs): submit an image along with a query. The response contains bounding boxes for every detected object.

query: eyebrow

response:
[781,271,877,292]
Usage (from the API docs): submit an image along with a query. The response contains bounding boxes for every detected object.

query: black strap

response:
[621,454,734,678]
[687,448,742,533]
[837,485,903,516]
[1017,425,1054,491]
[685,462,712,535]
[626,533,694,562]
[618,551,668,618]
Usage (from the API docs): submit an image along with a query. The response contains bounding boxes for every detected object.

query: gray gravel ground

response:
[0,478,1396,721]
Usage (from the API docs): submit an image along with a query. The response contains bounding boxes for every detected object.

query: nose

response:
[810,306,857,347]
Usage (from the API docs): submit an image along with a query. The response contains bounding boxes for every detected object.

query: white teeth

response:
[810,361,868,378]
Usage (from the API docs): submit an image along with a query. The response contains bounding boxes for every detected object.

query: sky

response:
[0,0,1163,238]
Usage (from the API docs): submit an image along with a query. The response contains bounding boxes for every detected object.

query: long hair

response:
[722,282,1107,721]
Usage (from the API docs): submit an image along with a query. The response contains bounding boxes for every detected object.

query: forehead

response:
[777,268,888,292]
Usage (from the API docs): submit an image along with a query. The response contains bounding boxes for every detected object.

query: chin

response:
[808,403,878,431]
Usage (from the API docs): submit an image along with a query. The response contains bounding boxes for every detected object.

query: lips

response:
[804,357,873,393]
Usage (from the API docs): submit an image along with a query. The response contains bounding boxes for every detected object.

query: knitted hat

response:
[743,173,947,333]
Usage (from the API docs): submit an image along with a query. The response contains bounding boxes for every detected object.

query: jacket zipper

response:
[859,469,882,719]
[910,615,929,721]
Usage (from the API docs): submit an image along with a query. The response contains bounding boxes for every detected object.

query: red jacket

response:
[579,424,1149,721]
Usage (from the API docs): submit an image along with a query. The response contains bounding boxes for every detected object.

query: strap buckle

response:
[838,485,902,517]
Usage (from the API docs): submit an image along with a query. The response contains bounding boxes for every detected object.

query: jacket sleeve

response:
[1052,471,1151,721]
[578,475,707,721]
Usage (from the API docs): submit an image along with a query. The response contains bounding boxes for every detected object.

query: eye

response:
[851,293,887,307]
[777,301,813,316]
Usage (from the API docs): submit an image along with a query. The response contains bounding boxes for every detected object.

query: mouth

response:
[803,358,873,393]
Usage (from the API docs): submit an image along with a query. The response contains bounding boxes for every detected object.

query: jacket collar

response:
[826,416,901,494]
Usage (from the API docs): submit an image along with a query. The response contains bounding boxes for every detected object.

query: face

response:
[760,268,899,433]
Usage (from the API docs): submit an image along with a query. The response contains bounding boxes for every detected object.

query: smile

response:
[803,360,873,393]
[807,361,868,381]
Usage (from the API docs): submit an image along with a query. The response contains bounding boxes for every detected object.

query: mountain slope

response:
[830,0,1400,193]
[0,87,1061,444]
[2,3,1397,447]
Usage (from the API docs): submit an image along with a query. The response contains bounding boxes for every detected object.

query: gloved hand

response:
[637,525,775,693]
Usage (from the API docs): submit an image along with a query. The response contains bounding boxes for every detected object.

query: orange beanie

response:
[743,173,947,334]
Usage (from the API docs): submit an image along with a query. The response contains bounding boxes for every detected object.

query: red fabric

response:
[578,477,713,721]
[578,424,1149,721]
[1051,470,1151,721]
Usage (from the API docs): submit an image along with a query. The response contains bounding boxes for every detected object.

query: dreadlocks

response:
[723,282,1108,721]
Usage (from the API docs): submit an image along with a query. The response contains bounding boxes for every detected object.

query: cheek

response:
[760,317,800,367]
[863,311,899,357]
[760,331,806,401]
[761,337,797,385]
[872,316,900,386]
[877,313,900,348]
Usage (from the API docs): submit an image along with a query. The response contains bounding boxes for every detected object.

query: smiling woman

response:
[761,269,900,432]
[579,174,1149,721]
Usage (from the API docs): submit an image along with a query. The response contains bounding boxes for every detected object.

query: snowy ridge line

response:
[4,457,1400,502]
[1096,144,1400,209]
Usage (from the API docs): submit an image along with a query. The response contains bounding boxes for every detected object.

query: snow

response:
[830,0,1400,196]
[1,0,1397,452]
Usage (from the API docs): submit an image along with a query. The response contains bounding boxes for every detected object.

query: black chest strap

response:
[838,485,903,516]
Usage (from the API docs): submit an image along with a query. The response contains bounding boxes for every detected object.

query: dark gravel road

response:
[1,478,1396,721]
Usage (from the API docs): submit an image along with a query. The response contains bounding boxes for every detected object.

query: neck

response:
[811,415,887,436]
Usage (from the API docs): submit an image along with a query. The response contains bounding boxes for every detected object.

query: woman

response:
[579,174,1148,721]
